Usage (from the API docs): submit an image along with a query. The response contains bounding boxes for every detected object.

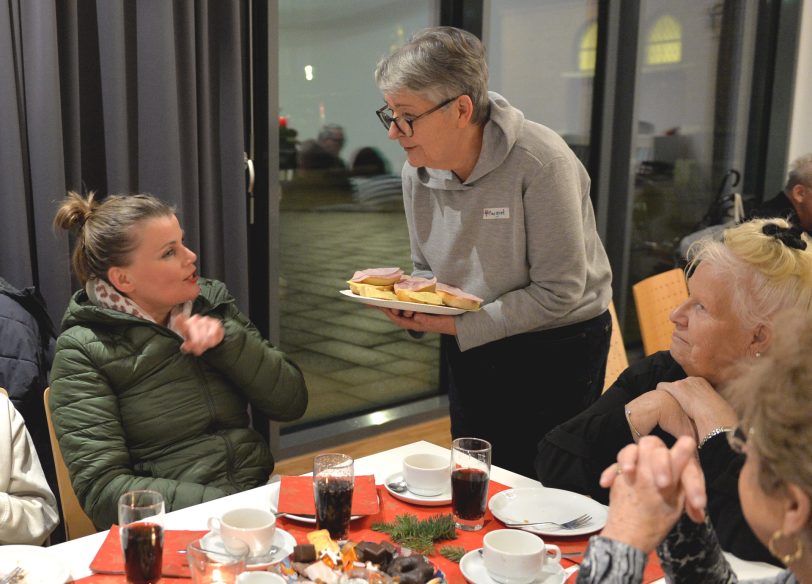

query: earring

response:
[755,352,762,358]
[768,530,803,565]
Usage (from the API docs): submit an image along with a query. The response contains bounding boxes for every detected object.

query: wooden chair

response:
[603,301,629,392]
[632,268,689,356]
[43,387,97,540]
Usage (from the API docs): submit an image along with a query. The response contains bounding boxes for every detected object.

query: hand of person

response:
[656,377,737,441]
[174,314,225,355]
[376,307,457,335]
[624,390,697,442]
[599,436,707,553]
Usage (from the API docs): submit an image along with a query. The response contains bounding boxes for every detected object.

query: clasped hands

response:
[599,435,707,554]
[173,314,224,355]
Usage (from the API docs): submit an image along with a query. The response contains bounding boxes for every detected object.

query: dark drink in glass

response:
[122,522,164,584]
[451,437,491,531]
[451,468,489,519]
[314,477,354,540]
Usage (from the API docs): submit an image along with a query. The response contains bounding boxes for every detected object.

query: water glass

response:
[313,453,354,540]
[451,437,491,531]
[118,490,165,584]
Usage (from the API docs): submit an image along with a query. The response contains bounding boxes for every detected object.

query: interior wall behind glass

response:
[279,0,436,173]
[486,0,599,156]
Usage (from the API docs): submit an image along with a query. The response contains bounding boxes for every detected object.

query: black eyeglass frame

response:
[376,95,462,137]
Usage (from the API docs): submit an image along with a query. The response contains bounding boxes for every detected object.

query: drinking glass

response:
[186,538,248,584]
[313,453,354,540]
[451,437,492,531]
[118,490,165,584]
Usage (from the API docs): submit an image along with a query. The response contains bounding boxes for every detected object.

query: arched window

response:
[647,15,682,65]
[579,21,598,72]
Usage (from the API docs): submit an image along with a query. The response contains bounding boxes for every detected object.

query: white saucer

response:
[0,546,70,584]
[200,527,296,568]
[489,487,608,537]
[460,549,566,584]
[384,472,452,506]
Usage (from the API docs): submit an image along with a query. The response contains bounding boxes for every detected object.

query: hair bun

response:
[762,222,807,251]
[53,191,98,233]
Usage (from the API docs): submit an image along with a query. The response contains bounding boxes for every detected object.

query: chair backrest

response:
[603,301,629,392]
[43,387,97,540]
[632,268,689,356]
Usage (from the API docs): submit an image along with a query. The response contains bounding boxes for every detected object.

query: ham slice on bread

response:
[394,276,437,293]
[350,267,404,286]
[436,283,483,310]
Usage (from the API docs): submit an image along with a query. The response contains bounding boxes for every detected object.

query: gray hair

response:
[374,26,490,126]
[686,218,812,333]
[784,152,812,193]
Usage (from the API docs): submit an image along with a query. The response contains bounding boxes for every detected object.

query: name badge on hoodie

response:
[483,207,510,219]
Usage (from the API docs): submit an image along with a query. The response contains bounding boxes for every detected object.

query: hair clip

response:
[762,223,807,251]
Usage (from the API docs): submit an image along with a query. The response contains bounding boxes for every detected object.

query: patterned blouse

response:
[577,515,796,583]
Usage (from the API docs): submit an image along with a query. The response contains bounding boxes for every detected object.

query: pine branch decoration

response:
[439,545,466,563]
[371,513,457,555]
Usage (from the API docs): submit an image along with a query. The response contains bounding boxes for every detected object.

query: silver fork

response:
[0,567,23,584]
[503,513,592,529]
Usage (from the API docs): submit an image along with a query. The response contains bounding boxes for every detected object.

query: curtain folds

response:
[0,0,249,322]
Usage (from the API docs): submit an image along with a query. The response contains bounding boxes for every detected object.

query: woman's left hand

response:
[174,314,225,355]
[656,377,737,441]
[376,308,457,335]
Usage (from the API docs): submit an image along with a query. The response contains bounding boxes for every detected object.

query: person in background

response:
[298,123,347,171]
[374,26,613,478]
[50,191,308,529]
[538,217,812,564]
[0,392,59,545]
[577,311,812,584]
[750,153,812,233]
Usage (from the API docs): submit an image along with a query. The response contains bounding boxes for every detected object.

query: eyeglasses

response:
[727,426,751,454]
[376,95,461,137]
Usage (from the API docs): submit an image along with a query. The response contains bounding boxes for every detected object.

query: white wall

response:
[788,0,812,162]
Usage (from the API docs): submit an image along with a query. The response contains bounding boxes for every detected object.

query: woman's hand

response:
[624,390,697,442]
[376,307,457,335]
[599,436,706,553]
[174,314,225,355]
[656,377,737,441]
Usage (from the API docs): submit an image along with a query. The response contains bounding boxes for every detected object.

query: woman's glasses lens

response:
[376,108,412,136]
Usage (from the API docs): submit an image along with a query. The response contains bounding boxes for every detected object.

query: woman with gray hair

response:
[538,217,812,563]
[750,152,812,233]
[372,26,613,479]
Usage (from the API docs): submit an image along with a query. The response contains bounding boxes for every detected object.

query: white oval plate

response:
[200,527,296,568]
[384,472,452,507]
[0,545,70,584]
[460,548,565,584]
[339,289,467,315]
[488,487,608,537]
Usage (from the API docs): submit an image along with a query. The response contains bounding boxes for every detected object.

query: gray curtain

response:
[0,0,249,323]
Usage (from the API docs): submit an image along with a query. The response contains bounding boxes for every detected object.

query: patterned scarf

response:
[85,278,192,337]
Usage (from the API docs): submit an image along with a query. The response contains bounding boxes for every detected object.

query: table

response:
[49,440,781,583]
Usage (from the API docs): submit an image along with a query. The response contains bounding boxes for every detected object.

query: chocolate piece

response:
[293,543,317,563]
[387,555,435,584]
[355,541,394,569]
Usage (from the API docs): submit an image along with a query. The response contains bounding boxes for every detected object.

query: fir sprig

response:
[439,545,466,563]
[371,513,457,555]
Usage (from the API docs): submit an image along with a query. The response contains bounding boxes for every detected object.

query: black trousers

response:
[442,310,612,478]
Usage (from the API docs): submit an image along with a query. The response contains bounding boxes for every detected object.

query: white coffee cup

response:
[208,508,276,558]
[402,453,450,496]
[483,529,561,584]
[236,572,287,584]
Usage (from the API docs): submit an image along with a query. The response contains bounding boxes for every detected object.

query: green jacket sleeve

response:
[49,332,227,529]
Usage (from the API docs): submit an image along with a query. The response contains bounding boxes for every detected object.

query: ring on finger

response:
[615,464,623,475]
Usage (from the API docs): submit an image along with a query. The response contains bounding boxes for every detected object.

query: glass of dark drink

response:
[451,437,491,531]
[313,453,354,541]
[118,490,165,584]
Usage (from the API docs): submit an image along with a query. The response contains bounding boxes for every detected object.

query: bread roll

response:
[395,289,444,305]
[436,283,483,310]
[350,267,403,286]
[348,281,398,300]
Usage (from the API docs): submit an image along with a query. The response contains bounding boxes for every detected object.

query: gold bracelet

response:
[699,426,734,449]
[625,408,643,440]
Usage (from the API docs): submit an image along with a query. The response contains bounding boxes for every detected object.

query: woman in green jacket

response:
[50,192,308,529]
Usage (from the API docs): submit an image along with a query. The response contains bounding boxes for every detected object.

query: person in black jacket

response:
[749,152,812,234]
[536,218,812,565]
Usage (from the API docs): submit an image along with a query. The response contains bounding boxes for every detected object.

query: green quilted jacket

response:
[49,279,308,529]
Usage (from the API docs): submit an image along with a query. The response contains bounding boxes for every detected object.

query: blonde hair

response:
[686,218,812,331]
[53,191,175,285]
[724,311,812,498]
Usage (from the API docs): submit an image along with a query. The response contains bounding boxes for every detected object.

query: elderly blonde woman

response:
[537,218,812,563]
[373,26,613,479]
[577,311,812,583]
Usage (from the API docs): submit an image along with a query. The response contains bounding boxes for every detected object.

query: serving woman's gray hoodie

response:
[402,92,612,351]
